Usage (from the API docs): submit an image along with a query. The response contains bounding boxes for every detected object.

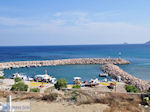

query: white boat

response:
[12,73,28,80]
[34,70,57,84]
[73,77,82,84]
[28,77,34,81]
[99,73,108,77]
[84,78,99,87]
[89,78,99,84]
[73,77,81,81]
[103,78,108,82]
[0,70,4,76]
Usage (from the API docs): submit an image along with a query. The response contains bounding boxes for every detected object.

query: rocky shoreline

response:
[101,63,150,91]
[0,58,130,70]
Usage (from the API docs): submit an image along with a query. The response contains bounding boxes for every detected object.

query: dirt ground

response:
[0,97,109,112]
[30,100,109,112]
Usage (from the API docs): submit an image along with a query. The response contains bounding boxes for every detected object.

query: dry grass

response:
[0,90,143,112]
[42,93,58,102]
[73,90,142,112]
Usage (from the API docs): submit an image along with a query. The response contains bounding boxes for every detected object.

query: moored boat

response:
[84,78,99,87]
[0,70,4,76]
[11,73,28,80]
[99,73,108,77]
[73,77,82,84]
[34,70,57,84]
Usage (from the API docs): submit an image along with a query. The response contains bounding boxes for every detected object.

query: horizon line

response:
[0,43,146,47]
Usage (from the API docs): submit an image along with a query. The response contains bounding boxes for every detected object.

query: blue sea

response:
[1,44,150,83]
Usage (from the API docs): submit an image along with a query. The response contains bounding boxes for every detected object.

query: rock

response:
[101,63,149,91]
[0,58,130,70]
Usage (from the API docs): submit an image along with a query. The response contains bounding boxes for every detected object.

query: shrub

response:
[11,82,28,91]
[30,88,40,92]
[72,95,77,100]
[42,93,58,101]
[72,84,81,89]
[15,77,22,82]
[71,90,79,101]
[54,78,67,90]
[0,76,5,79]
[125,85,139,93]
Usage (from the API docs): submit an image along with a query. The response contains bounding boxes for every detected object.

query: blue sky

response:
[0,0,150,46]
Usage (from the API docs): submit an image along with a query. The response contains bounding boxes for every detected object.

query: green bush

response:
[0,76,5,79]
[30,88,40,92]
[15,77,22,82]
[125,85,139,93]
[71,90,79,101]
[11,82,28,91]
[54,78,67,90]
[72,95,77,100]
[72,84,81,89]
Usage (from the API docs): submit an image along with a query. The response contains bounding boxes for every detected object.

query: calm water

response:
[1,44,150,82]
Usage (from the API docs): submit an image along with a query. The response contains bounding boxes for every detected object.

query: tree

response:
[11,82,28,91]
[54,78,67,90]
[14,77,22,82]
[0,76,5,79]
[30,88,40,92]
[72,84,81,89]
[125,85,139,93]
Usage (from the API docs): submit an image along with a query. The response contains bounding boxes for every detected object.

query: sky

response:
[0,0,150,46]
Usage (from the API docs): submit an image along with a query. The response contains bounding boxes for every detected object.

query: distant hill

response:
[123,42,128,45]
[145,41,150,45]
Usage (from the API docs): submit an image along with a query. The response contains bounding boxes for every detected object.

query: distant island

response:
[145,41,150,45]
[123,42,128,45]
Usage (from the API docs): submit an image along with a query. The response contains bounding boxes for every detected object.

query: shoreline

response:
[1,58,149,92]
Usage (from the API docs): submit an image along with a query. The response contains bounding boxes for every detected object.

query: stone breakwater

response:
[101,63,149,91]
[0,58,130,70]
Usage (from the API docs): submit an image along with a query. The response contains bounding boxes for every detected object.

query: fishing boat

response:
[89,78,99,84]
[0,70,4,76]
[34,70,57,84]
[84,78,99,87]
[73,77,82,84]
[103,78,108,82]
[11,73,28,80]
[99,73,108,77]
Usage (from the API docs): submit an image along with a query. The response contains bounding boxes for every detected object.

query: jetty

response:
[0,58,130,70]
[101,63,150,91]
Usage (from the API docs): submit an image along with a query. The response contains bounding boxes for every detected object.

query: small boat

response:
[89,78,99,84]
[73,77,82,84]
[28,77,34,81]
[108,83,116,89]
[99,73,108,77]
[12,73,28,80]
[103,78,108,82]
[0,71,4,77]
[34,70,57,84]
[84,78,99,87]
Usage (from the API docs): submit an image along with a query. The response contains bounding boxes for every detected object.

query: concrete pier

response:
[0,58,130,70]
[101,63,149,91]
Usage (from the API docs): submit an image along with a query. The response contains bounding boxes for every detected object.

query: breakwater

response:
[0,58,130,70]
[101,63,149,91]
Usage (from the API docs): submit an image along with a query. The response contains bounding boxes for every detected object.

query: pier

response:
[101,63,149,91]
[0,58,130,70]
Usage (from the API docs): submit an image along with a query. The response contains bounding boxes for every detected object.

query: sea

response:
[1,44,150,83]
